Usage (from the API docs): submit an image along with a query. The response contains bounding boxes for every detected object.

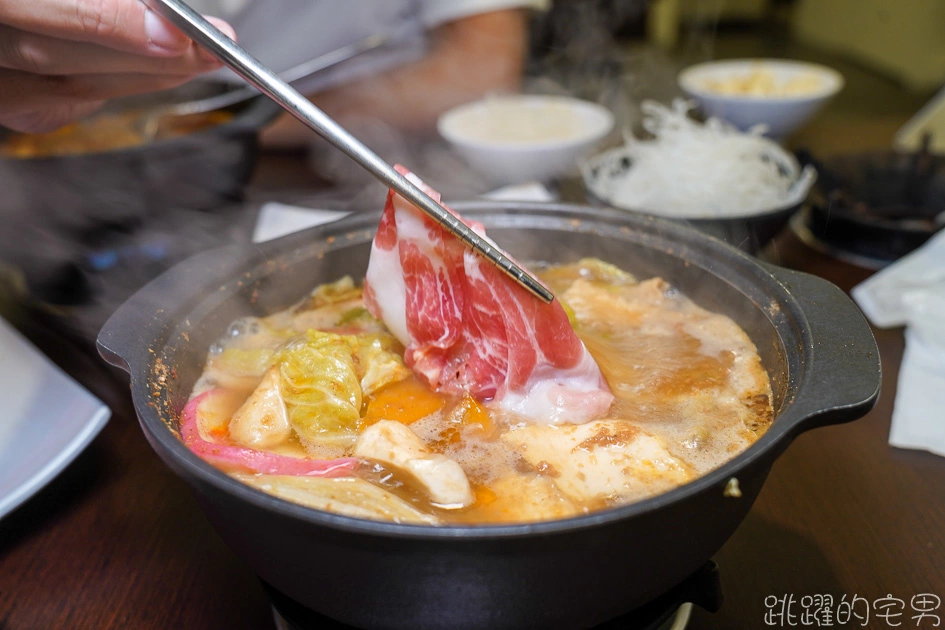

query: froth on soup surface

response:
[186,258,773,525]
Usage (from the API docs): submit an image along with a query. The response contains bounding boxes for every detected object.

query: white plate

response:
[0,316,110,519]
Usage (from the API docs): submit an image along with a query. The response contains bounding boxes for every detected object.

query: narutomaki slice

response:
[181,390,360,476]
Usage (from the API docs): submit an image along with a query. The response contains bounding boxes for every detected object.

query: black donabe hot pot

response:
[97,202,880,629]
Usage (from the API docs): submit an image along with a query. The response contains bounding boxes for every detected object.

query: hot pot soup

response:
[0,110,233,158]
[183,171,773,526]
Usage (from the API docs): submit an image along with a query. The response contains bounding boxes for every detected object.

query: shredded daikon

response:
[582,99,816,218]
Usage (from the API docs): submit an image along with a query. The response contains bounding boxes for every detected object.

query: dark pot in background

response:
[97,202,880,629]
[793,149,945,268]
[0,95,280,303]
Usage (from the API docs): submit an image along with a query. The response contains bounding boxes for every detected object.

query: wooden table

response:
[2,153,943,630]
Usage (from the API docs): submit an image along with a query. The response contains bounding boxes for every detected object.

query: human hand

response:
[0,0,235,133]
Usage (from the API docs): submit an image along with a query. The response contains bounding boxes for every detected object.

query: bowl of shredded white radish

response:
[678,59,843,138]
[582,99,816,252]
[437,94,614,185]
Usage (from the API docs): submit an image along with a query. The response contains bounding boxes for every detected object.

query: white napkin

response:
[252,203,349,243]
[480,182,557,203]
[851,229,945,328]
[252,184,557,245]
[890,329,945,456]
[852,229,945,458]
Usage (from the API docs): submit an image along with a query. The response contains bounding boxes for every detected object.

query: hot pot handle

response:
[763,264,882,433]
[97,294,155,375]
[96,241,248,376]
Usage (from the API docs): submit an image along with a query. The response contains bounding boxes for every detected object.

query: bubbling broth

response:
[185,259,773,525]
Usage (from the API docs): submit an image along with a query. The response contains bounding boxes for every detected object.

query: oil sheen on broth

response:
[187,259,773,525]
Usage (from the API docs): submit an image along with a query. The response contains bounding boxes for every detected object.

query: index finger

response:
[0,0,234,57]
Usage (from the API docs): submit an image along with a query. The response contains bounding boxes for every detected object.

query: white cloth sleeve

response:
[419,0,551,28]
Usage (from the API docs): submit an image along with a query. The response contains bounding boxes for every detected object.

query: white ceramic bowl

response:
[437,95,614,185]
[678,59,844,138]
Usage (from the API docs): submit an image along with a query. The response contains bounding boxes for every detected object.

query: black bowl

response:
[97,202,880,629]
[584,189,799,254]
[677,204,799,253]
[581,161,803,254]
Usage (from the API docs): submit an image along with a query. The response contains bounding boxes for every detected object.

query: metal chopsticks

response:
[143,0,555,304]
